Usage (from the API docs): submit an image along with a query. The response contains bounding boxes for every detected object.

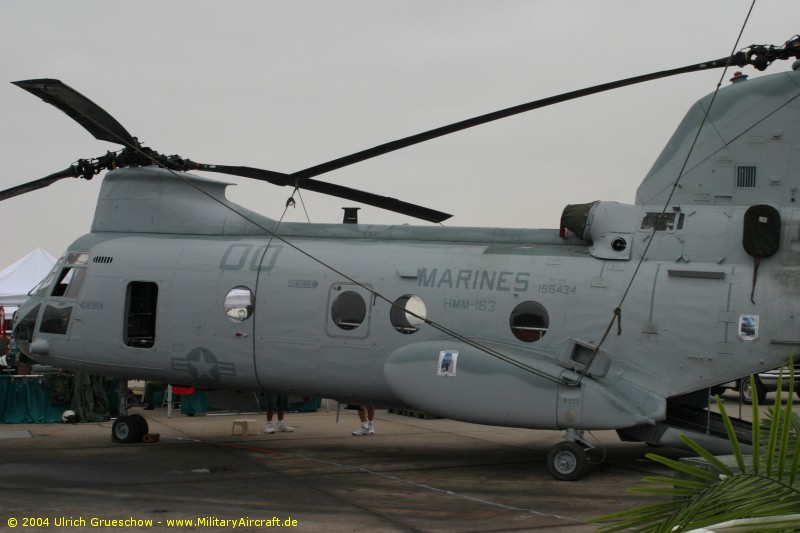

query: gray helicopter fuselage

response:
[16,64,800,432]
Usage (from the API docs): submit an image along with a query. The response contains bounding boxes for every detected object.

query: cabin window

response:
[510,301,549,342]
[331,291,367,330]
[125,281,158,348]
[390,294,427,334]
[224,286,254,322]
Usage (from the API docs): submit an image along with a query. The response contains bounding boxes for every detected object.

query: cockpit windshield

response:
[29,251,90,298]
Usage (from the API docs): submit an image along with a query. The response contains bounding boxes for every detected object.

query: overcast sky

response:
[1,1,798,268]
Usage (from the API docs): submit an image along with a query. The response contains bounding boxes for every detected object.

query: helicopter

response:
[5,35,800,480]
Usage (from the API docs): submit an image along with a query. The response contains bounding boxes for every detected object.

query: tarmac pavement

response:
[0,400,717,533]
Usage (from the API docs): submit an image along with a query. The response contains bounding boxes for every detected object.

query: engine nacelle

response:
[560,201,642,260]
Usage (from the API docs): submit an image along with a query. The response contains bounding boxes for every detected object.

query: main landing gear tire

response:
[740,377,766,405]
[112,415,146,443]
[128,413,149,436]
[547,441,590,481]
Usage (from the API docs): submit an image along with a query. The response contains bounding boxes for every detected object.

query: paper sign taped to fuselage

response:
[438,350,458,377]
[738,314,759,341]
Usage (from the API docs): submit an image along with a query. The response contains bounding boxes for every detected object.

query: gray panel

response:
[668,269,725,279]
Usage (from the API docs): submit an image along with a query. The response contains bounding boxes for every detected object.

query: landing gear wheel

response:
[740,377,766,405]
[547,441,588,481]
[112,415,144,443]
[127,413,149,437]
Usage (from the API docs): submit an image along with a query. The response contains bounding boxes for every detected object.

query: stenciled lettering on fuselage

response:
[220,243,284,272]
[418,268,530,292]
[288,280,319,289]
[443,298,496,312]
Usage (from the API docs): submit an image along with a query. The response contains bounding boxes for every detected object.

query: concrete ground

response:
[0,395,760,533]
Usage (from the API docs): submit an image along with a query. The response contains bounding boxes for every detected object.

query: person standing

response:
[352,405,375,435]
[265,393,294,433]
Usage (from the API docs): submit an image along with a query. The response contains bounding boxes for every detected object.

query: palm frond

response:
[592,500,690,532]
[715,397,746,473]
[643,453,721,482]
[682,514,800,533]
[595,472,800,532]
[791,410,800,487]
[668,474,799,529]
[593,355,800,532]
[766,380,782,476]
[677,433,734,476]
[638,475,709,490]
[753,374,762,475]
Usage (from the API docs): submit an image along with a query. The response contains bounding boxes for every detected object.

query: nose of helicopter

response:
[13,298,42,358]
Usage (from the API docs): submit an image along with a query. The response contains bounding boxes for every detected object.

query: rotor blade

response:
[0,167,76,201]
[299,178,451,223]
[13,78,138,147]
[289,58,735,182]
[197,164,452,223]
[194,164,293,186]
[193,59,727,223]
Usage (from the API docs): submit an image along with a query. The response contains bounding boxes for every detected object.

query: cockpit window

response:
[32,266,59,297]
[45,251,90,298]
[51,267,87,298]
[13,304,40,357]
[66,252,89,265]
[40,304,72,335]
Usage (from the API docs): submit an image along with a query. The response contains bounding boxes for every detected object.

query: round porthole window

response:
[331,291,367,330]
[510,301,549,342]
[390,294,427,334]
[224,286,254,322]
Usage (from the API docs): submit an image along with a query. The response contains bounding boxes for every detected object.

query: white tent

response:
[0,248,57,307]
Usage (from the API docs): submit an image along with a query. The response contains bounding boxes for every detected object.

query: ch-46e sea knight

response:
[6,36,800,480]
